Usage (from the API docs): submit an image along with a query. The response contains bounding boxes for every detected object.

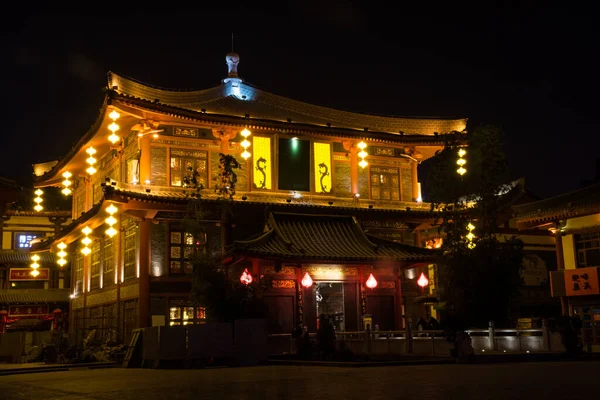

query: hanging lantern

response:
[456,148,467,176]
[61,171,72,196]
[105,203,119,237]
[86,147,97,175]
[240,268,253,285]
[33,189,43,212]
[357,141,368,169]
[108,109,121,144]
[240,128,252,160]
[301,272,313,288]
[417,272,429,288]
[81,226,92,256]
[56,242,68,267]
[466,222,476,249]
[366,273,378,289]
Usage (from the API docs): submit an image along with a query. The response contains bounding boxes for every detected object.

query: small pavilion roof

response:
[233,211,437,263]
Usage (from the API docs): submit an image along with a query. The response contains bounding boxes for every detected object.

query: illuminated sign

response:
[8,305,49,317]
[9,268,49,281]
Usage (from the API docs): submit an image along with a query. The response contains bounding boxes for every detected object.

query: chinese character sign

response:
[565,267,600,297]
[9,305,48,317]
[9,268,49,281]
[17,234,37,248]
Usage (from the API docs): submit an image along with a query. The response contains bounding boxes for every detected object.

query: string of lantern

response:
[108,110,121,144]
[105,203,118,237]
[81,226,92,256]
[85,147,97,176]
[56,242,68,267]
[30,254,40,277]
[240,128,251,160]
[358,141,368,168]
[466,222,476,249]
[456,148,467,175]
[33,189,43,212]
[61,171,72,196]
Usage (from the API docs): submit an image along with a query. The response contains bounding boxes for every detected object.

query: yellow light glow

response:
[30,269,39,277]
[31,254,40,262]
[62,188,72,196]
[106,227,118,237]
[62,171,72,179]
[34,204,43,212]
[241,139,251,148]
[31,262,39,269]
[108,133,120,144]
[35,189,43,196]
[241,128,251,138]
[106,204,118,214]
[359,160,368,169]
[458,148,466,157]
[86,166,97,175]
[252,136,272,190]
[57,250,67,258]
[313,142,332,193]
[457,158,466,166]
[34,197,43,204]
[57,242,67,250]
[105,216,117,226]
[86,147,96,156]
[358,151,368,159]
[108,122,119,132]
[82,226,92,235]
[81,247,91,256]
[109,110,120,120]
[466,232,475,241]
[86,156,97,165]
[358,141,367,150]
[241,150,251,159]
[467,242,476,249]
[82,237,92,246]
[57,258,67,267]
[457,167,466,175]
[467,223,475,231]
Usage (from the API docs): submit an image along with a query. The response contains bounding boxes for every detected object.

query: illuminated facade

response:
[31,53,468,342]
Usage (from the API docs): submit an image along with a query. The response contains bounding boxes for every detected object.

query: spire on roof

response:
[223,52,243,99]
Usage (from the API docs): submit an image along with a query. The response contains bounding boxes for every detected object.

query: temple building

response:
[0,179,71,341]
[514,181,600,349]
[31,53,468,344]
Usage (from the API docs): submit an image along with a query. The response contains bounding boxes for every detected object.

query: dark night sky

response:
[1,3,598,199]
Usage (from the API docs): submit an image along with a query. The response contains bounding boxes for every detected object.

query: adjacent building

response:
[31,53,468,343]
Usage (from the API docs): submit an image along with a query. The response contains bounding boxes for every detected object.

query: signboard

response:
[9,268,49,281]
[8,305,49,317]
[565,267,600,297]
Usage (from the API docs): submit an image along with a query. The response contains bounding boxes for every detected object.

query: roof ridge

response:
[514,181,600,211]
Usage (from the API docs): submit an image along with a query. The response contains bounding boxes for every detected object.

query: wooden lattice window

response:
[170,149,208,188]
[370,167,400,201]
[74,252,84,294]
[122,218,137,280]
[90,241,101,290]
[103,237,115,287]
[169,231,206,275]
[169,299,206,326]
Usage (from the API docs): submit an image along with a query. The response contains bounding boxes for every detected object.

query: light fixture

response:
[108,109,121,144]
[240,268,253,285]
[417,272,429,288]
[466,222,476,249]
[30,254,40,270]
[105,203,118,237]
[366,273,378,289]
[457,148,467,176]
[357,141,368,169]
[33,189,43,212]
[57,242,67,267]
[86,147,97,175]
[240,128,251,160]
[61,171,72,195]
[301,272,313,288]
[81,226,92,256]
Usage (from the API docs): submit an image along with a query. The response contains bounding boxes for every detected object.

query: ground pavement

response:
[1,362,597,399]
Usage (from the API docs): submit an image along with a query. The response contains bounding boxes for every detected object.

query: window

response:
[370,167,400,201]
[122,218,137,280]
[74,252,84,294]
[103,237,115,287]
[90,242,101,290]
[127,158,139,184]
[170,149,208,188]
[169,300,206,326]
[252,136,272,189]
[278,138,310,191]
[15,233,40,248]
[169,231,206,274]
[576,231,600,268]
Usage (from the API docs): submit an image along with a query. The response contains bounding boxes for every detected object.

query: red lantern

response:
[240,268,253,285]
[301,272,313,288]
[366,273,378,289]
[417,272,429,288]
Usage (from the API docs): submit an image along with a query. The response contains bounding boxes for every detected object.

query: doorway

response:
[316,282,345,331]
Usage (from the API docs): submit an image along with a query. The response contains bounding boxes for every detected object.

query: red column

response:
[396,264,404,330]
[138,219,151,328]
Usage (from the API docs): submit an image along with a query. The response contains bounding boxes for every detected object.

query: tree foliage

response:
[427,125,523,327]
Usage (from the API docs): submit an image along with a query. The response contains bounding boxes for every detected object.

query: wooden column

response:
[554,226,569,316]
[138,219,151,329]
[139,135,152,184]
[411,161,419,201]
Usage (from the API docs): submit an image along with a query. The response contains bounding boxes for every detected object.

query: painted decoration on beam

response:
[253,136,272,189]
[313,142,332,193]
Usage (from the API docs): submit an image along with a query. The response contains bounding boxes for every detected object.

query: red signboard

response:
[9,268,49,281]
[8,305,49,317]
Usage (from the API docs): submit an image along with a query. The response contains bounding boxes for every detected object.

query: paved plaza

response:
[1,362,597,399]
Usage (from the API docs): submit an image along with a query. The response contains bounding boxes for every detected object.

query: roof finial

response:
[225,51,240,79]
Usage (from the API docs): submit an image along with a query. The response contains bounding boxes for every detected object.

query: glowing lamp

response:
[417,272,429,288]
[458,149,466,157]
[82,237,92,246]
[31,262,39,269]
[86,147,96,156]
[57,258,67,266]
[108,133,120,144]
[241,150,251,160]
[359,160,368,168]
[240,268,253,285]
[241,139,251,148]
[30,269,39,277]
[358,151,368,159]
[82,226,92,235]
[366,273,378,289]
[81,247,91,256]
[106,204,118,215]
[467,223,475,231]
[109,110,120,120]
[358,141,367,150]
[105,227,118,237]
[31,254,40,262]
[57,251,67,258]
[457,167,466,175]
[457,159,466,166]
[301,272,313,288]
[241,128,251,138]
[57,242,67,250]
[62,188,72,196]
[105,216,117,226]
[86,166,97,175]
[33,189,43,212]
[108,122,119,132]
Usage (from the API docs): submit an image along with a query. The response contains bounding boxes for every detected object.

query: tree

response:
[427,125,523,327]
[186,153,267,322]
